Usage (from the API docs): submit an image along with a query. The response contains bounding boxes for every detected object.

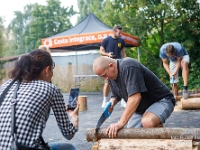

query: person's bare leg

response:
[181,61,189,87]
[103,81,110,97]
[172,83,178,97]
[181,61,190,98]
[102,81,110,108]
[141,112,161,128]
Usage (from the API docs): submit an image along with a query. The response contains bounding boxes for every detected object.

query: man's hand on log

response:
[106,122,123,138]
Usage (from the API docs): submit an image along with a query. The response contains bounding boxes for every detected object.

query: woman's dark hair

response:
[9,49,53,82]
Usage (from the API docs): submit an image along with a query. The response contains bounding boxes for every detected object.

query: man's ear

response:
[108,63,113,67]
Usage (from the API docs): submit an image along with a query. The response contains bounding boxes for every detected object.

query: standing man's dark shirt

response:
[101,36,125,59]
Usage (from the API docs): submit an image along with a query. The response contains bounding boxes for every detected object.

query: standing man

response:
[99,25,126,108]
[159,42,190,99]
[93,56,175,137]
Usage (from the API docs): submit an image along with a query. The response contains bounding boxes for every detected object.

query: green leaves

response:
[83,0,200,90]
[7,0,77,55]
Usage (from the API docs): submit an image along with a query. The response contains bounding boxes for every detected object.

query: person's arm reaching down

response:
[99,46,114,58]
[106,93,141,138]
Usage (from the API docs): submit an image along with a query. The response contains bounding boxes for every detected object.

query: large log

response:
[97,139,194,150]
[176,93,200,101]
[86,128,200,142]
[181,98,200,110]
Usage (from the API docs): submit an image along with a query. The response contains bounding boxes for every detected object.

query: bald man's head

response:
[93,56,114,71]
[93,56,118,80]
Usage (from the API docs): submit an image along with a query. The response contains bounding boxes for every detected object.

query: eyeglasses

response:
[50,62,55,70]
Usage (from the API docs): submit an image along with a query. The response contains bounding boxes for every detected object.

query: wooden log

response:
[97,139,194,150]
[181,98,200,110]
[78,96,87,111]
[86,128,200,142]
[176,93,200,101]
[174,101,183,111]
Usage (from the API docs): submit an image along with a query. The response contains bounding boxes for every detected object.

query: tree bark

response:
[86,128,200,142]
[181,98,200,110]
[96,139,194,150]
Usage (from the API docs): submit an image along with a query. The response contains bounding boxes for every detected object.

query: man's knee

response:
[141,112,161,128]
[181,61,189,69]
[141,118,155,128]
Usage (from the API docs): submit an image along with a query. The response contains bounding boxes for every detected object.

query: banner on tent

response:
[42,31,139,48]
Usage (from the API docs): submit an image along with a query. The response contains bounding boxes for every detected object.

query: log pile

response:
[173,93,200,110]
[86,128,200,150]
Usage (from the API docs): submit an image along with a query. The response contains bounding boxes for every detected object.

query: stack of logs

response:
[86,128,200,150]
[175,93,200,110]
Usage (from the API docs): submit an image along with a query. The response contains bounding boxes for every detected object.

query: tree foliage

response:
[78,0,200,89]
[0,17,5,57]
[7,0,76,55]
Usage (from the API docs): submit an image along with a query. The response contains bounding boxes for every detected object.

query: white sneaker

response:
[102,101,107,108]
[120,99,126,108]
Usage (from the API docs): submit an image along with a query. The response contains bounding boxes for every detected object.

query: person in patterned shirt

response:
[0,49,78,150]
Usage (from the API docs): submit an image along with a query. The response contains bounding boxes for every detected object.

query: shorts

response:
[169,55,190,83]
[127,98,174,128]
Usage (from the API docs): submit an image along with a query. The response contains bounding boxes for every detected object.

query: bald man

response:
[93,56,175,138]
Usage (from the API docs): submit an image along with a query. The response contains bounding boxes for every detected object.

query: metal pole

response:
[137,47,140,62]
[76,49,78,75]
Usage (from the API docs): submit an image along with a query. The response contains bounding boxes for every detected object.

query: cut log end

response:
[78,96,87,111]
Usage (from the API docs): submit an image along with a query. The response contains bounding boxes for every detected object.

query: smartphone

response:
[67,88,79,110]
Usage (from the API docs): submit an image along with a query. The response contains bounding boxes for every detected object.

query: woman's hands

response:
[67,103,79,128]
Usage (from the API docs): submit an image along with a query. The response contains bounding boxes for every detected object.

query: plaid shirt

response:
[0,80,77,149]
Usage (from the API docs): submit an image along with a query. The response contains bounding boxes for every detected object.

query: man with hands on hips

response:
[93,56,175,138]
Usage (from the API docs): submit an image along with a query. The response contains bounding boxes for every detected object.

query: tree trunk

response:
[181,98,200,110]
[96,139,194,150]
[86,128,200,142]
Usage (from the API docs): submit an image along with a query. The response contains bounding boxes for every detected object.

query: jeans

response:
[48,142,76,150]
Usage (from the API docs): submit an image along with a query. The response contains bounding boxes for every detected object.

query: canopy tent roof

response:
[41,13,139,50]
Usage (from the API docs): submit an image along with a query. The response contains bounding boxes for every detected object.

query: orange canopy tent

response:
[41,13,139,51]
[41,13,139,75]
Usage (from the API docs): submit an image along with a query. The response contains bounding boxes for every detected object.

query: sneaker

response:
[183,89,190,99]
[102,101,107,108]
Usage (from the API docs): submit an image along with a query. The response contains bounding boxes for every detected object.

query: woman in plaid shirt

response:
[0,49,78,150]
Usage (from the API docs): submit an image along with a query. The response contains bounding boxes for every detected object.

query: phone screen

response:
[68,88,79,110]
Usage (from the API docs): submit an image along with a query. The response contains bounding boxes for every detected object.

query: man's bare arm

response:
[162,58,171,76]
[117,93,141,127]
[173,57,182,75]
[121,47,126,58]
[99,46,113,57]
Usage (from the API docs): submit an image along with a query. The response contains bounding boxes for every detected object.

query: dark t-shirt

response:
[101,36,125,59]
[109,58,175,114]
